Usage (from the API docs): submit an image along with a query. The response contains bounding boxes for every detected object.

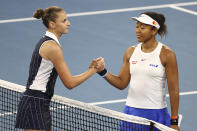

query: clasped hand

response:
[89,57,105,72]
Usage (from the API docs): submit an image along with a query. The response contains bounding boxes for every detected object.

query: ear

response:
[49,21,56,29]
[152,27,158,36]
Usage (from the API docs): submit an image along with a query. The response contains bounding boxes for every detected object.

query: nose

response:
[67,20,71,26]
[136,28,140,33]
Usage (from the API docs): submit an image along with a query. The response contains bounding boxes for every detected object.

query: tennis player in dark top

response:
[15,6,104,131]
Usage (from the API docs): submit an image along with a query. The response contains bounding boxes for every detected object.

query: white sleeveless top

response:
[126,42,167,109]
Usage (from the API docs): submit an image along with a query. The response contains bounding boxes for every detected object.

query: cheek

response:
[59,23,65,28]
[60,24,68,33]
[57,24,66,30]
[142,30,151,37]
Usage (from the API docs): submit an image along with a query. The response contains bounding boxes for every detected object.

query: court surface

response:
[0,0,197,130]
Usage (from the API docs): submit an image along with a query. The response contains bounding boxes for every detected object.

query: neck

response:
[141,37,158,52]
[48,29,61,40]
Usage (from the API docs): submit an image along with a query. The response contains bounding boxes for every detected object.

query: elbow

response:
[119,88,124,90]
[66,85,73,90]
[64,82,75,90]
[116,77,128,90]
[119,87,126,90]
[117,85,127,90]
[169,86,179,94]
[60,76,76,90]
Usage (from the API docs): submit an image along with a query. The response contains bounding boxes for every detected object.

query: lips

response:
[136,35,142,42]
[137,35,141,39]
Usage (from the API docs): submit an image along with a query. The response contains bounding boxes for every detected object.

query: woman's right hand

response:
[96,57,105,72]
[89,57,105,72]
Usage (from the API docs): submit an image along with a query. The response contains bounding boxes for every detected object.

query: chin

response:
[62,31,68,34]
[137,39,142,42]
[63,29,69,34]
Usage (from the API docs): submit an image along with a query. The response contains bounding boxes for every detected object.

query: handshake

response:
[89,57,106,73]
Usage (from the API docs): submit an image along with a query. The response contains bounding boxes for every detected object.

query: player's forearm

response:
[169,87,179,116]
[66,68,96,89]
[104,72,127,90]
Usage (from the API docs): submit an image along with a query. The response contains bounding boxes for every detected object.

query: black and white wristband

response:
[170,118,179,125]
[97,68,108,77]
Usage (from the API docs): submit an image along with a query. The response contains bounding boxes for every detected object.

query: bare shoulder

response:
[127,45,136,52]
[125,45,136,60]
[161,45,176,57]
[160,44,177,66]
[42,40,61,52]
[40,40,63,61]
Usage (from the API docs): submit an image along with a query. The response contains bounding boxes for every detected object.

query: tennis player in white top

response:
[97,12,179,131]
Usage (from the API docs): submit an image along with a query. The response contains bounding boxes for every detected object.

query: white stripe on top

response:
[29,31,60,92]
